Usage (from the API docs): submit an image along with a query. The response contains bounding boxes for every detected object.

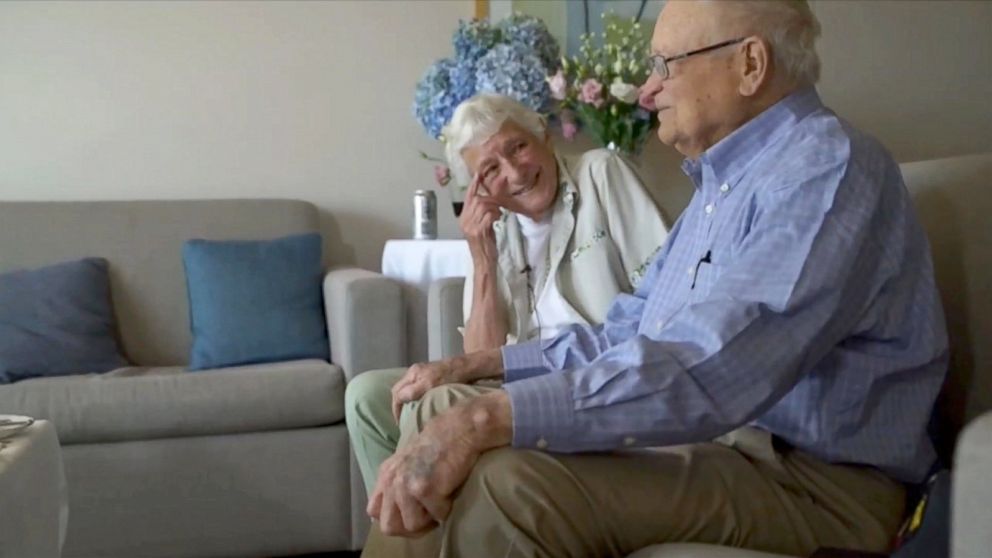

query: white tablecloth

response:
[381,239,470,364]
[0,419,67,558]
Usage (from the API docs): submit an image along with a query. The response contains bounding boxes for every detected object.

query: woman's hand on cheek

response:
[459,174,501,265]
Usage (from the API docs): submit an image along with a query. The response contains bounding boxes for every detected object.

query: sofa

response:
[428,152,992,558]
[0,199,399,557]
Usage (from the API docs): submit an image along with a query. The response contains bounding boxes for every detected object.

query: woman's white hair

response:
[715,0,822,87]
[442,94,547,186]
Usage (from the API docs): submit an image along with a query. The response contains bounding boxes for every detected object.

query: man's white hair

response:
[442,94,547,186]
[714,0,822,87]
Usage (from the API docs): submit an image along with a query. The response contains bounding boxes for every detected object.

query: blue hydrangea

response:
[452,19,499,65]
[449,62,478,105]
[412,59,464,140]
[498,13,561,73]
[474,43,550,113]
[412,15,560,139]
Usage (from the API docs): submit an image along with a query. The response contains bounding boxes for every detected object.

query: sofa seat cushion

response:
[0,359,343,444]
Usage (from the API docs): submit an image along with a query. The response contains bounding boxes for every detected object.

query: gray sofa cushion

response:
[0,359,344,444]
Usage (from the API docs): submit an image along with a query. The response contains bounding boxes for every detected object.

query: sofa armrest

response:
[952,410,992,558]
[323,267,405,382]
[427,276,465,361]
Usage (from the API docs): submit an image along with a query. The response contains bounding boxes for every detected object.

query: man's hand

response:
[390,349,505,421]
[368,391,513,537]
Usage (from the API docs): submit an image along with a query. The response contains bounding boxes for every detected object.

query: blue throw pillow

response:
[0,258,128,384]
[182,232,328,370]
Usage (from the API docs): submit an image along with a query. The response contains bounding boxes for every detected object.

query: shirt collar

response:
[555,152,579,206]
[681,87,824,191]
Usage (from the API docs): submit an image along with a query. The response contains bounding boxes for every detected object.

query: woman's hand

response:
[389,350,505,422]
[390,360,458,421]
[458,173,502,267]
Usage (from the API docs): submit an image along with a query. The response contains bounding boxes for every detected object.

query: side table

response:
[0,418,67,558]
[381,239,470,364]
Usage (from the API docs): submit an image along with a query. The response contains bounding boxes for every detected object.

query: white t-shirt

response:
[516,213,585,340]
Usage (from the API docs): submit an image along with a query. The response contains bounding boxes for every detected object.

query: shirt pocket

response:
[689,261,720,303]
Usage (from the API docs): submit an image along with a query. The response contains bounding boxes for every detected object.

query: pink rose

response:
[559,109,578,141]
[433,165,451,187]
[562,121,578,141]
[548,70,568,101]
[579,78,604,108]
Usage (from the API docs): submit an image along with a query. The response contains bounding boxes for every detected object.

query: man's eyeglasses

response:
[648,37,745,81]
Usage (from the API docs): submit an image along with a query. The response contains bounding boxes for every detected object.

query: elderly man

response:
[363,1,947,556]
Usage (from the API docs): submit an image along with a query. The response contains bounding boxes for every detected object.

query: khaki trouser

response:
[348,369,906,558]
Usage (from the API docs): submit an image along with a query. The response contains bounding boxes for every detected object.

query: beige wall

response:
[815,0,992,163]
[0,0,472,269]
[1,1,990,270]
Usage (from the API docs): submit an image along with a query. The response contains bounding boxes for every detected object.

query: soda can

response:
[413,189,437,240]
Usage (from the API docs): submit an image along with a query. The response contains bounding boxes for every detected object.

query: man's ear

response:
[738,36,771,97]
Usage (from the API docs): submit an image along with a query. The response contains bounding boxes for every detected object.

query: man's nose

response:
[638,73,663,111]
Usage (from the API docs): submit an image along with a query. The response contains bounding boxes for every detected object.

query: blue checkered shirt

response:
[501,88,948,483]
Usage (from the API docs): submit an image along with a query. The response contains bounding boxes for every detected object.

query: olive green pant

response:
[345,367,409,496]
[348,370,906,558]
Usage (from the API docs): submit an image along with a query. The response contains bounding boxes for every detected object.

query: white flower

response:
[609,80,639,104]
[548,69,568,101]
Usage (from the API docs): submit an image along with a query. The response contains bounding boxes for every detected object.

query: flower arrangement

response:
[412,15,561,200]
[413,15,560,140]
[550,14,657,155]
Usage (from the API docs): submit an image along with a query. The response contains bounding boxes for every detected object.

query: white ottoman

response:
[0,418,67,558]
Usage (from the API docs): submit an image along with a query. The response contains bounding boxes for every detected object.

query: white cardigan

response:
[462,148,670,345]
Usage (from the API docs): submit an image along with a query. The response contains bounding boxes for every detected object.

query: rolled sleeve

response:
[501,341,547,382]
[504,373,576,449]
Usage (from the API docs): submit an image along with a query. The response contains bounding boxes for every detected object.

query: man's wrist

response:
[463,390,513,452]
[450,348,503,383]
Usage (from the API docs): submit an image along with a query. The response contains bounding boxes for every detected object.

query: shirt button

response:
[624,436,636,447]
[656,320,665,330]
[536,438,549,450]
[720,183,730,193]
[687,266,695,275]
[704,204,714,214]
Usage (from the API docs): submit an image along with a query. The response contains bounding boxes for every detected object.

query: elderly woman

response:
[345,93,669,494]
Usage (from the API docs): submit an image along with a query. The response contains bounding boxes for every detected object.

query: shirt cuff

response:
[501,341,549,382]
[504,373,576,451]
